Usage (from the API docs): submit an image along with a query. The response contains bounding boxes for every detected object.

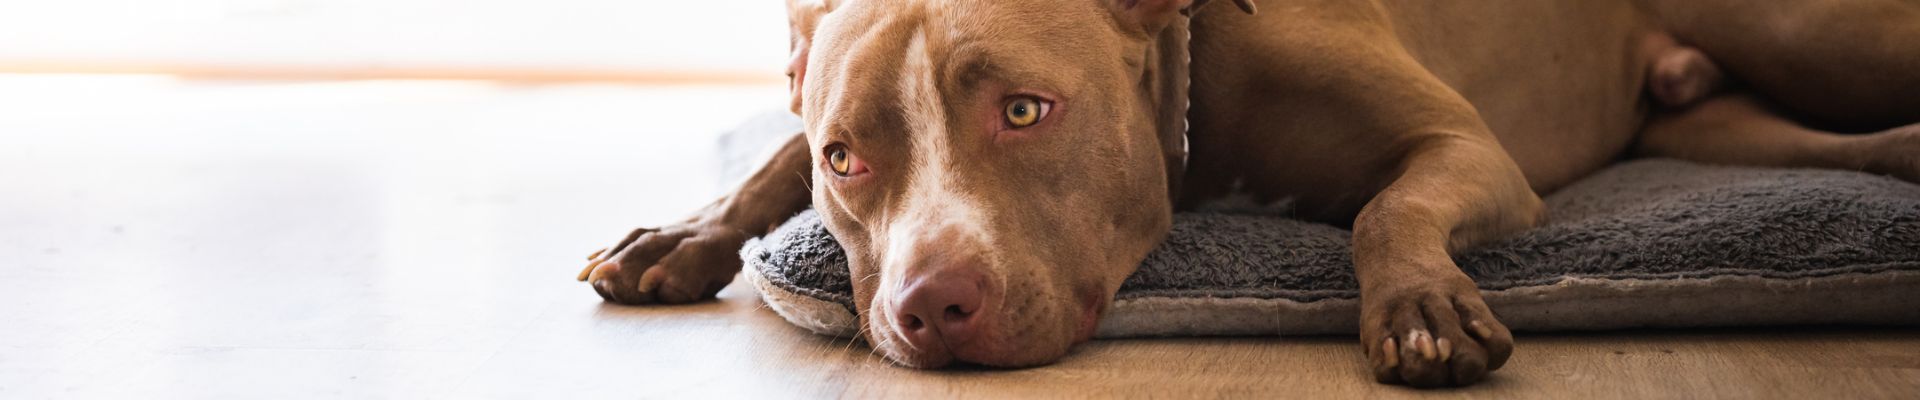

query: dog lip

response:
[876,326,956,368]
[952,291,1102,366]
[1075,290,1109,343]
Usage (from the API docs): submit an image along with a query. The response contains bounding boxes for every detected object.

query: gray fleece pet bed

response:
[723,117,1920,338]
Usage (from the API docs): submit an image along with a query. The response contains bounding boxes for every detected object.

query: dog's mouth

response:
[1074,286,1110,343]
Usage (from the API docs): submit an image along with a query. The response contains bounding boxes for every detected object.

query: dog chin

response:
[872,334,1063,369]
[952,332,1077,368]
[869,303,1094,369]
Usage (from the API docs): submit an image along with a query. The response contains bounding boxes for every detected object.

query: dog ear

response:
[1113,0,1256,34]
[787,0,835,114]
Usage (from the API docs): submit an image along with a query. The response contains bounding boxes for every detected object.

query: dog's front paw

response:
[577,222,748,305]
[1360,273,1512,388]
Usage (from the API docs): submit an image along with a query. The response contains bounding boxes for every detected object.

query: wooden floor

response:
[2,75,1917,399]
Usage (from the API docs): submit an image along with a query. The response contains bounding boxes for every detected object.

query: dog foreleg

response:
[580,132,816,304]
[1352,131,1543,387]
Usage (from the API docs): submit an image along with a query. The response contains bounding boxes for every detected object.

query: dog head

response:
[786,0,1252,367]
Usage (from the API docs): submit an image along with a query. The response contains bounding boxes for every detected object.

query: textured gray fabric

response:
[745,159,1920,318]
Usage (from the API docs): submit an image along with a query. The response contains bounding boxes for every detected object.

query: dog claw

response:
[1470,320,1493,340]
[1382,337,1400,368]
[578,260,601,282]
[1437,338,1453,363]
[1372,337,1404,384]
[1408,330,1436,360]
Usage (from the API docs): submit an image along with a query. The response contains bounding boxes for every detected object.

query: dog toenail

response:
[1470,320,1493,339]
[1404,331,1427,353]
[1382,337,1400,368]
[1416,332,1436,360]
[1437,338,1452,362]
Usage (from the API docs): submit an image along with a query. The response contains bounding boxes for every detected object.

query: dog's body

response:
[1186,0,1650,219]
[1187,0,1915,217]
[582,0,1920,387]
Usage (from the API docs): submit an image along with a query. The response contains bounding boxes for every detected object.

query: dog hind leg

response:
[1635,93,1920,182]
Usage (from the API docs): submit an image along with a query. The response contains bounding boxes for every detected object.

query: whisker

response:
[839,323,867,358]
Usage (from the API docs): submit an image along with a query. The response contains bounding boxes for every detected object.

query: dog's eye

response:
[1004,97,1049,128]
[827,145,852,176]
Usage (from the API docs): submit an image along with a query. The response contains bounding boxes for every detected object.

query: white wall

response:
[0,0,791,76]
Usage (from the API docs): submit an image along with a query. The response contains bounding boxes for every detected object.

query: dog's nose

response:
[893,263,989,352]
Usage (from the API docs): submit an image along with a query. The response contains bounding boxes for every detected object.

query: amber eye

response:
[1004,97,1048,128]
[827,145,851,176]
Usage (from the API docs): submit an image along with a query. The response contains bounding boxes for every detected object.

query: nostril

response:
[903,314,925,331]
[944,304,970,320]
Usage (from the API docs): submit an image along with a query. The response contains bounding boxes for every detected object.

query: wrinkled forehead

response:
[799,0,917,135]
[800,0,1115,130]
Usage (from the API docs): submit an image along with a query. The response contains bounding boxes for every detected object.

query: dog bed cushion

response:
[723,116,1920,338]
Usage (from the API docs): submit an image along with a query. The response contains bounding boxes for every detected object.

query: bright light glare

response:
[0,0,789,75]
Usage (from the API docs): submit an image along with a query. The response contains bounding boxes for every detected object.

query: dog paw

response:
[1360,275,1513,387]
[577,222,748,305]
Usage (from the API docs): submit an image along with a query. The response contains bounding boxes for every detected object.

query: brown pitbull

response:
[580,0,1920,387]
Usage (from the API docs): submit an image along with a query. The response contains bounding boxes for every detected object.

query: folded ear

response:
[1113,0,1256,34]
[787,0,836,114]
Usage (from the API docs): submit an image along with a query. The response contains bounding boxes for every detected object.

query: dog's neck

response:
[1144,17,1194,203]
